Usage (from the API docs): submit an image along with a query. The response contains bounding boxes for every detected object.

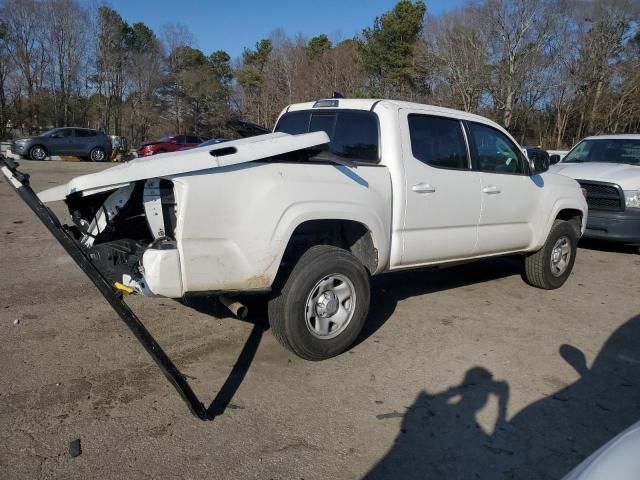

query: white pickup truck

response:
[3,99,588,361]
[550,134,640,245]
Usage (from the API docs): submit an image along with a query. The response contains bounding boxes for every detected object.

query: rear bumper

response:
[583,208,640,244]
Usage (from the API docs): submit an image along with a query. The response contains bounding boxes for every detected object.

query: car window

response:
[332,111,378,161]
[408,114,469,169]
[186,135,200,143]
[51,128,73,138]
[468,123,526,174]
[275,110,379,163]
[563,139,640,165]
[274,111,311,135]
[75,129,93,137]
[308,113,336,143]
[174,135,187,144]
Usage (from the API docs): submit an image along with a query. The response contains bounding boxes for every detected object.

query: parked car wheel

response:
[89,147,106,162]
[268,245,370,361]
[524,219,577,289]
[29,145,47,161]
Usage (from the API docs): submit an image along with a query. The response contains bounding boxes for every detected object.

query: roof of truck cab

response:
[583,134,640,140]
[285,99,504,130]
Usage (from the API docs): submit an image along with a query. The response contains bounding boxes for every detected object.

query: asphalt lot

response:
[1,160,639,479]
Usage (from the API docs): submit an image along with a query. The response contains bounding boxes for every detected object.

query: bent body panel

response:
[171,162,392,294]
[37,131,329,202]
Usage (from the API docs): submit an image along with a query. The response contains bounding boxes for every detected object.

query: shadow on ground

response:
[365,314,640,480]
[178,257,524,419]
[179,296,267,418]
[579,238,639,254]
[358,256,524,346]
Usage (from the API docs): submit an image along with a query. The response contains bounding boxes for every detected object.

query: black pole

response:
[1,156,209,420]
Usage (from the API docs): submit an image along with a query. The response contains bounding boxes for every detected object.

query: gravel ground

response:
[1,160,638,480]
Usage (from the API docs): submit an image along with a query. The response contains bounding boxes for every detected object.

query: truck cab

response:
[275,99,586,268]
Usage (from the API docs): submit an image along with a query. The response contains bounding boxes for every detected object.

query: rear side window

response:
[275,110,379,163]
[186,135,200,143]
[408,114,469,169]
[174,135,187,143]
[75,129,95,137]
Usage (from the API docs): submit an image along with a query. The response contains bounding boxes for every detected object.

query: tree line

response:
[0,0,638,148]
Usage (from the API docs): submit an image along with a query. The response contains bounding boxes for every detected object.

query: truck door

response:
[398,111,482,265]
[465,121,539,254]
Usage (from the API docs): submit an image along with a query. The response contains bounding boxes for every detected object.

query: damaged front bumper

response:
[1,155,209,419]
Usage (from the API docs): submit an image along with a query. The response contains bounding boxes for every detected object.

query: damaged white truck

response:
[3,99,588,366]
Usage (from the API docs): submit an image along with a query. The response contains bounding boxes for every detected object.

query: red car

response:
[137,135,209,157]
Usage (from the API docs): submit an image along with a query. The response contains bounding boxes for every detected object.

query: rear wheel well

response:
[556,209,583,236]
[281,220,378,274]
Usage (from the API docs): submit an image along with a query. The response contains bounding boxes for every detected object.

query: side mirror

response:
[549,154,561,165]
[531,155,550,175]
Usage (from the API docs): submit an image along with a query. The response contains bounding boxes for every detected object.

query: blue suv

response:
[11,127,113,162]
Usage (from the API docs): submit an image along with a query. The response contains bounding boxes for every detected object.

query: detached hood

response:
[550,162,640,190]
[38,131,330,202]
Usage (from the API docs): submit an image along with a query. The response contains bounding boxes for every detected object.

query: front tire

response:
[29,145,47,161]
[89,147,106,162]
[524,219,577,289]
[268,245,370,361]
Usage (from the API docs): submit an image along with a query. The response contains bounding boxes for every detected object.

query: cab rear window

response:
[274,110,379,163]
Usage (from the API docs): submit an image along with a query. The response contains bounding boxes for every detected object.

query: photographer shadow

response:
[366,314,640,479]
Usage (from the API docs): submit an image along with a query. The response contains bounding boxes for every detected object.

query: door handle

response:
[482,185,501,194]
[412,183,436,194]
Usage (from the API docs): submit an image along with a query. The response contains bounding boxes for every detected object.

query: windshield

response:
[563,139,640,165]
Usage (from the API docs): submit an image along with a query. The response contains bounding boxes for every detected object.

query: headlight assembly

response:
[624,190,640,209]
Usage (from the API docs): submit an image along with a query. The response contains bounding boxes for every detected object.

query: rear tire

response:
[524,219,577,289]
[268,245,370,361]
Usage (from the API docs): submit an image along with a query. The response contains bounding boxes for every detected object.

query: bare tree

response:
[481,0,557,129]
[424,6,488,112]
[45,0,90,126]
[1,0,49,132]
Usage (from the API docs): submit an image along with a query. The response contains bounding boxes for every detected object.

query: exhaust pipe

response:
[219,295,248,319]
